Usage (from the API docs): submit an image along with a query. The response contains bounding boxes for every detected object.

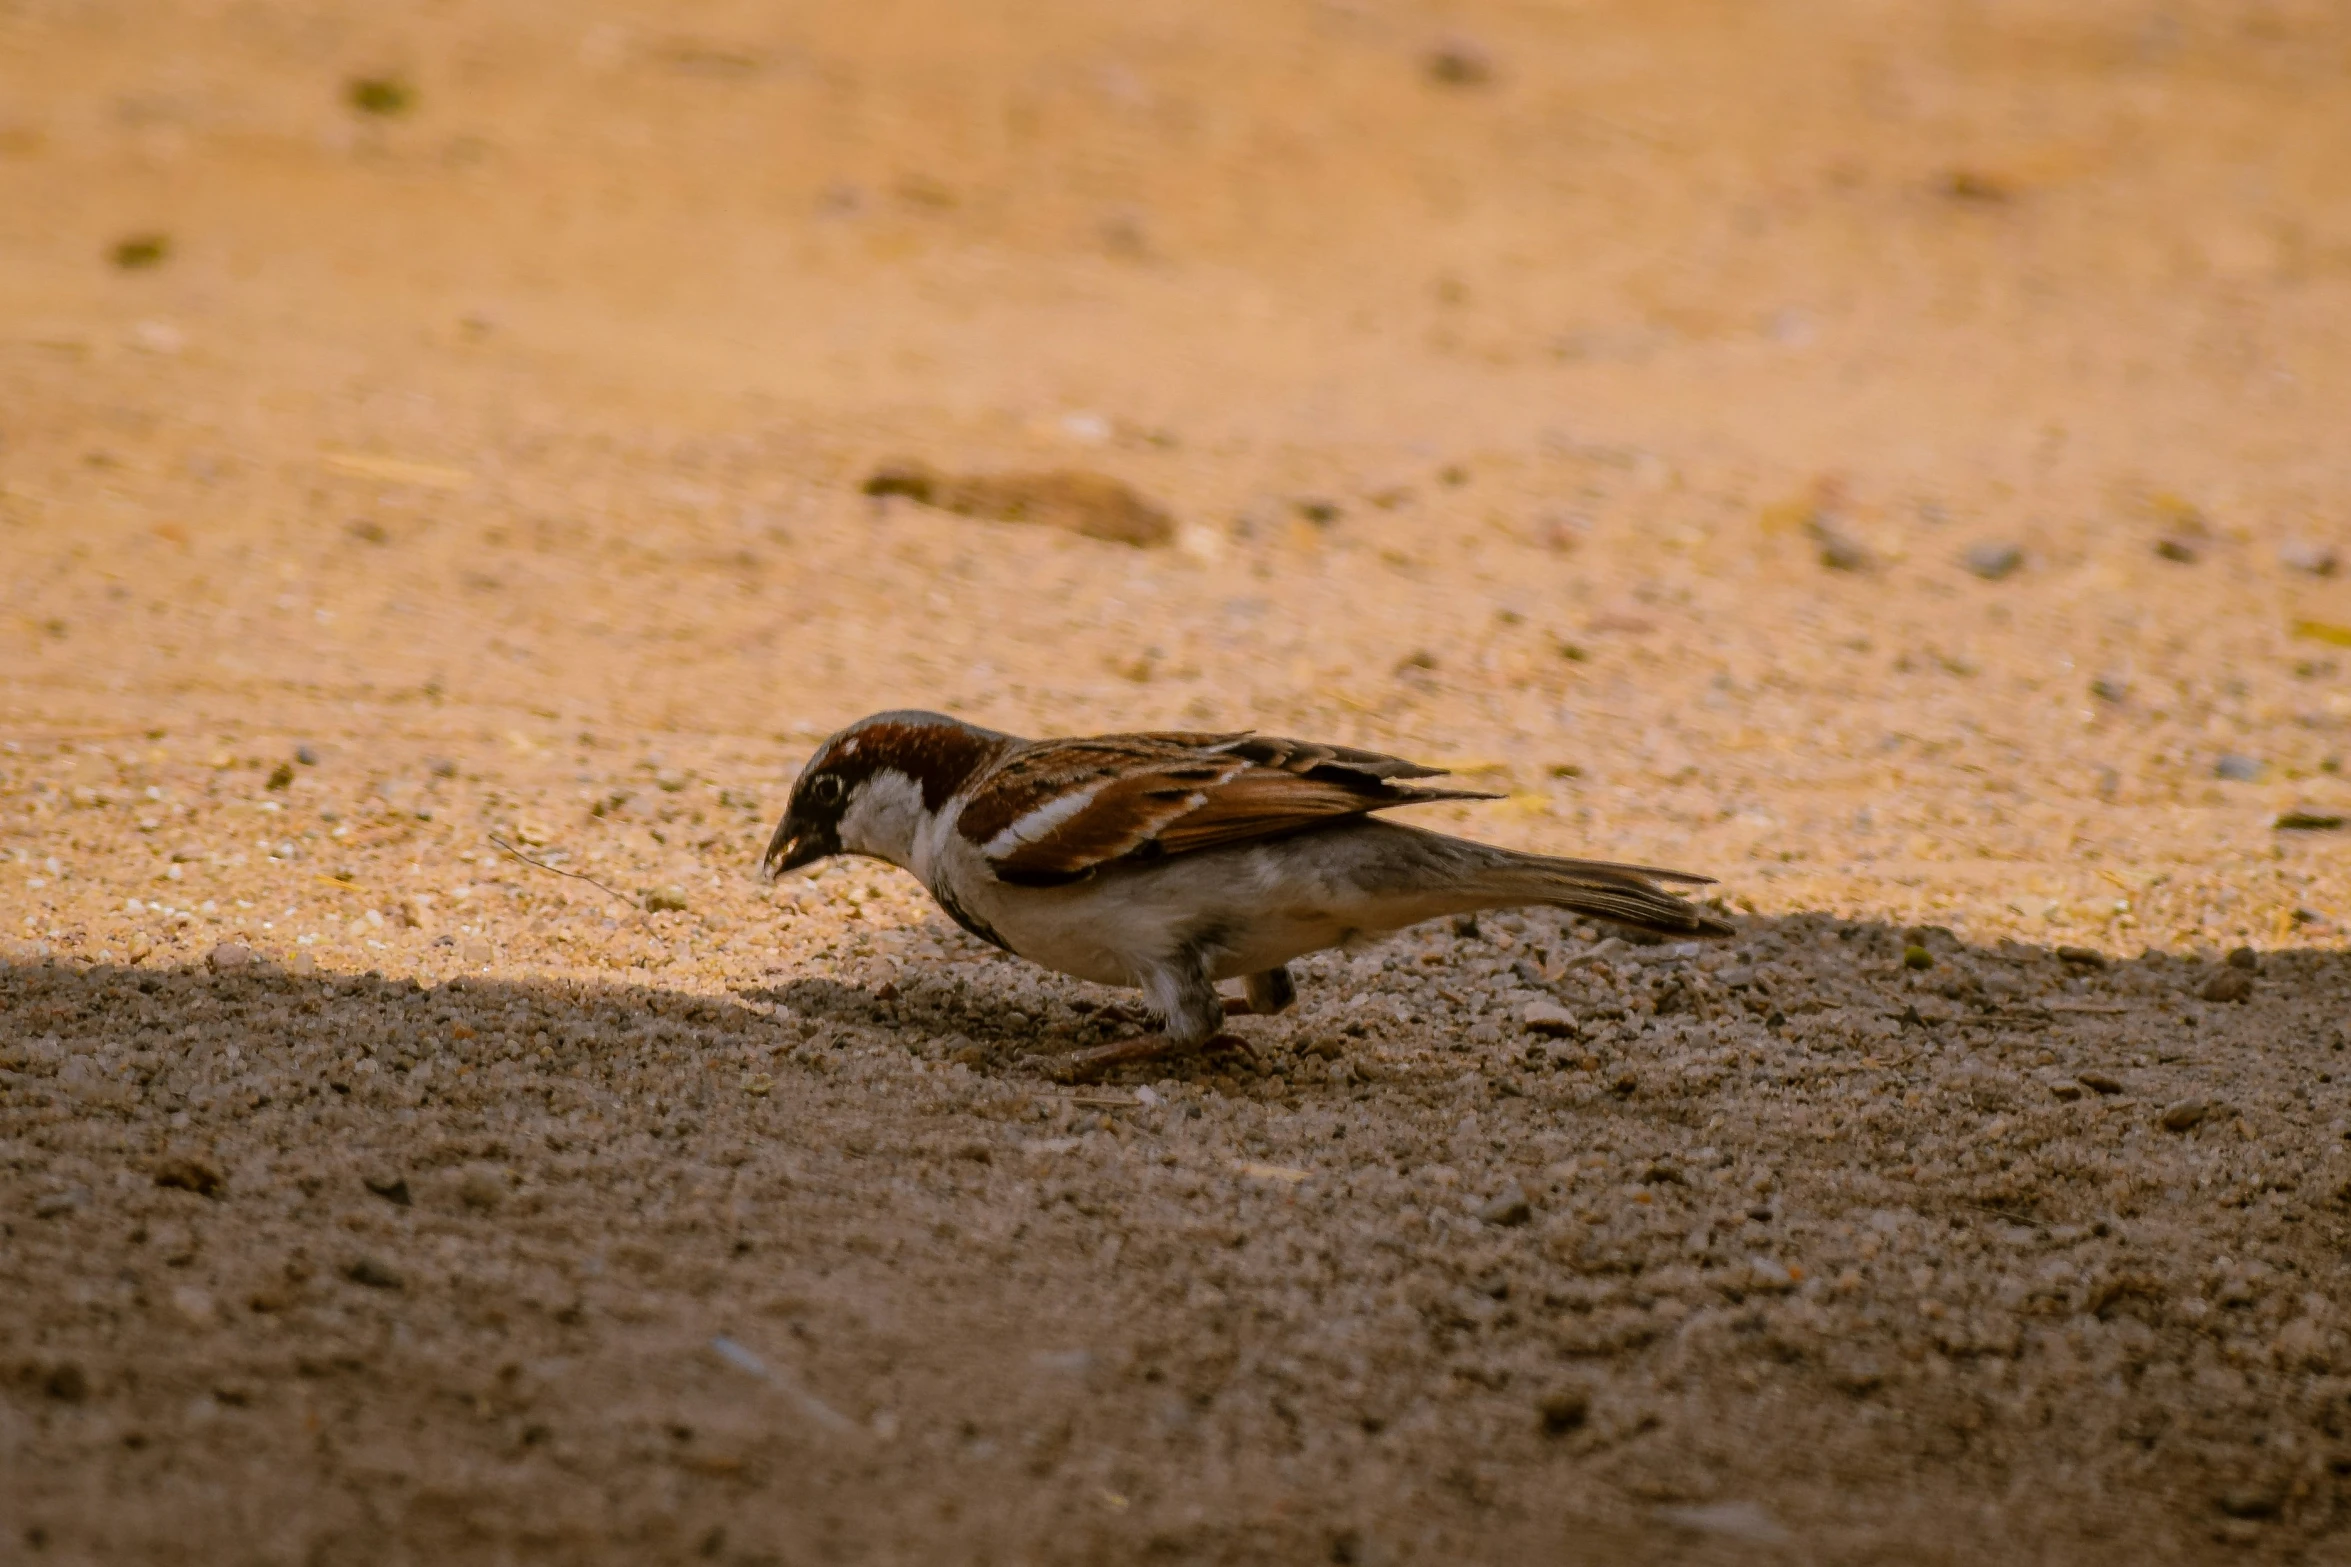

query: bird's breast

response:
[930,875,1014,955]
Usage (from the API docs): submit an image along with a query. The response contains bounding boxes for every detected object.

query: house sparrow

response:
[763,710,1728,1076]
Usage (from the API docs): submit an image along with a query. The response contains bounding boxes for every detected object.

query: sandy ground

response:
[8,0,2351,1561]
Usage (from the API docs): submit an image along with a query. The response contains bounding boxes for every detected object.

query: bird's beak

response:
[760,816,827,881]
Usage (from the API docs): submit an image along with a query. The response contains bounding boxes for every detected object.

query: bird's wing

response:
[955,731,1499,884]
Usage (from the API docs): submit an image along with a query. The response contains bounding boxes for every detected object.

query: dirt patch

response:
[863,460,1180,549]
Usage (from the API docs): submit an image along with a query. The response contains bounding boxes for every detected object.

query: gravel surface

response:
[7,1,2351,1562]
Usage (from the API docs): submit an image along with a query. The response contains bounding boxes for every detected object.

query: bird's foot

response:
[1207,1032,1260,1067]
[1052,1031,1258,1085]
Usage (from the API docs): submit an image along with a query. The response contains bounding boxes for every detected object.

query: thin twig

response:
[487,834,639,910]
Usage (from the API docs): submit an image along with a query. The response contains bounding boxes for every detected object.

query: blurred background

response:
[10,0,2345,454]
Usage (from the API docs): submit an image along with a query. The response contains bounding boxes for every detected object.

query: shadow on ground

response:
[5,911,2350,1564]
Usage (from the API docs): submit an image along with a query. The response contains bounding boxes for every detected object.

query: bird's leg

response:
[1147,958,1226,1048]
[1054,955,1256,1083]
[1242,965,1297,1016]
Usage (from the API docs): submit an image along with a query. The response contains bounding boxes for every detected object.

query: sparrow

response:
[762,710,1729,1077]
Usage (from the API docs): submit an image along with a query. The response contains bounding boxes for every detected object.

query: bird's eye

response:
[807,774,846,807]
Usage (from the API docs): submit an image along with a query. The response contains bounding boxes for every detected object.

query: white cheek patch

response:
[838,768,926,863]
[981,785,1100,860]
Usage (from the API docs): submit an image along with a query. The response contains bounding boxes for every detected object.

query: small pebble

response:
[1423,35,1494,87]
[2225,945,2260,972]
[2077,1071,2125,1095]
[2273,1317,2331,1369]
[1655,1501,1790,1546]
[1827,1355,1885,1395]
[2279,539,2339,577]
[2154,537,2200,564]
[2276,809,2347,831]
[153,1156,226,1197]
[1476,1183,1533,1227]
[362,1172,412,1207]
[1962,542,2022,580]
[1902,944,1932,970]
[295,744,319,766]
[2159,1099,2210,1133]
[861,460,1177,548]
[347,75,415,116]
[709,1335,769,1378]
[456,1166,506,1212]
[2213,754,2264,783]
[111,233,170,270]
[645,886,690,913]
[1521,1001,1580,1038]
[206,942,252,971]
[2056,945,2107,967]
[2050,1081,2084,1101]
[2200,969,2253,1003]
[1536,1387,1589,1435]
[2089,674,2129,703]
[1814,523,1871,572]
[343,1257,404,1290]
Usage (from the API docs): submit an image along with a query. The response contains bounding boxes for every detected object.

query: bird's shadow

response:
[812,911,2343,1091]
[4,911,2345,1112]
[742,970,1160,1070]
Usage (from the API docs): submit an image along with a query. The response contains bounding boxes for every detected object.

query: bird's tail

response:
[1463,846,1732,937]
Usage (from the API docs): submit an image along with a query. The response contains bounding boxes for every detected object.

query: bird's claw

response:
[1051,1030,1257,1084]
[1203,1031,1259,1066]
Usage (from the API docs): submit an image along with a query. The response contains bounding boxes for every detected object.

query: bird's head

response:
[761,710,1013,879]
